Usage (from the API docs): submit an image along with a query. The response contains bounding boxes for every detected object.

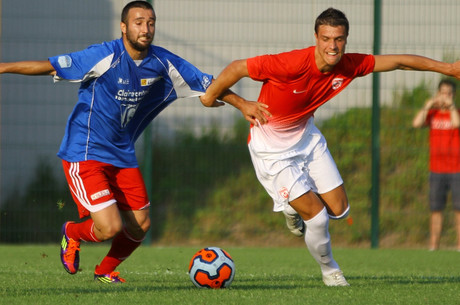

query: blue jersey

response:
[49,38,212,168]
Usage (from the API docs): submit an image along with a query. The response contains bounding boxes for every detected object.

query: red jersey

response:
[426,109,460,173]
[246,46,375,151]
[247,46,374,129]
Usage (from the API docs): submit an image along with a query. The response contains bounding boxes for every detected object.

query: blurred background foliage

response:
[2,79,460,249]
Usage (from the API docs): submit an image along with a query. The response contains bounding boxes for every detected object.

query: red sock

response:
[66,219,101,243]
[95,228,143,275]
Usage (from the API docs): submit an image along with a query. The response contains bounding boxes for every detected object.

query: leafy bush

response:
[0,159,76,243]
[3,79,460,247]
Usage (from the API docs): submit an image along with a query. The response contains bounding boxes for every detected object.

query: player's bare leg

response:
[289,191,349,286]
[91,204,124,241]
[60,203,122,275]
[121,208,151,240]
[94,207,150,283]
[455,211,460,251]
[290,191,325,220]
[283,184,349,237]
[317,184,350,219]
[429,211,443,250]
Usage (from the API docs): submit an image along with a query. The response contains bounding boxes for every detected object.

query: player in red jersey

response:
[202,8,460,286]
[412,79,460,251]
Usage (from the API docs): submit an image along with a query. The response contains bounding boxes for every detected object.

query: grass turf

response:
[0,245,459,305]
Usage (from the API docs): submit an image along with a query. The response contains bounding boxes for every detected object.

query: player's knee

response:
[97,222,123,241]
[326,195,350,219]
[126,217,151,240]
[328,204,350,220]
[138,217,151,235]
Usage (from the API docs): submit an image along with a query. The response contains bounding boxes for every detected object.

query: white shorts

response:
[248,119,343,212]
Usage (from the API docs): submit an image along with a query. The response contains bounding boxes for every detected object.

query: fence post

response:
[142,0,154,245]
[371,0,382,249]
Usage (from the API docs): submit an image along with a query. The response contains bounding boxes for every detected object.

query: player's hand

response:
[443,96,454,108]
[424,98,435,110]
[239,100,271,125]
[432,93,454,109]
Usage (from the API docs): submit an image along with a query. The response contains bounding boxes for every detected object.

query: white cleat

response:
[322,270,350,286]
[282,210,305,237]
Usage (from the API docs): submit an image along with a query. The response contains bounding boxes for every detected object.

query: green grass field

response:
[0,245,459,305]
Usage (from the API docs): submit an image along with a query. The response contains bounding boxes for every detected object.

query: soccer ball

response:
[188,247,235,289]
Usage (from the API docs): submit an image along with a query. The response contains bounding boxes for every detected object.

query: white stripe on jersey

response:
[53,53,114,83]
[82,53,114,82]
[167,60,204,99]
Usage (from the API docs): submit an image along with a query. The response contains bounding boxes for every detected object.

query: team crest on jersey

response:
[332,78,344,90]
[279,187,290,199]
[202,75,211,89]
[57,55,72,69]
[141,76,162,86]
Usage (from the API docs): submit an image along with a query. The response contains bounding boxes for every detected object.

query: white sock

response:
[328,205,350,220]
[304,207,340,275]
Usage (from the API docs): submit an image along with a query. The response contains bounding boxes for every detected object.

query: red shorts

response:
[62,160,150,218]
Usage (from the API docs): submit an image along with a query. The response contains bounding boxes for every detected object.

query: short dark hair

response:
[121,1,154,23]
[438,79,457,94]
[315,8,349,36]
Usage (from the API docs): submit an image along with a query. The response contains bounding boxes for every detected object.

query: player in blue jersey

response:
[0,1,269,283]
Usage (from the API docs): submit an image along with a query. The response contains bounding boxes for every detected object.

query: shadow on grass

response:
[3,275,317,296]
[348,275,460,285]
[5,274,460,297]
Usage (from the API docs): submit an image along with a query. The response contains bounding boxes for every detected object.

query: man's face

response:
[434,84,455,109]
[314,25,348,72]
[122,7,156,52]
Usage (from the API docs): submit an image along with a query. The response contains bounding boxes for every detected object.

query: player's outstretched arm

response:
[0,60,56,76]
[201,59,249,106]
[200,59,271,125]
[373,55,460,79]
